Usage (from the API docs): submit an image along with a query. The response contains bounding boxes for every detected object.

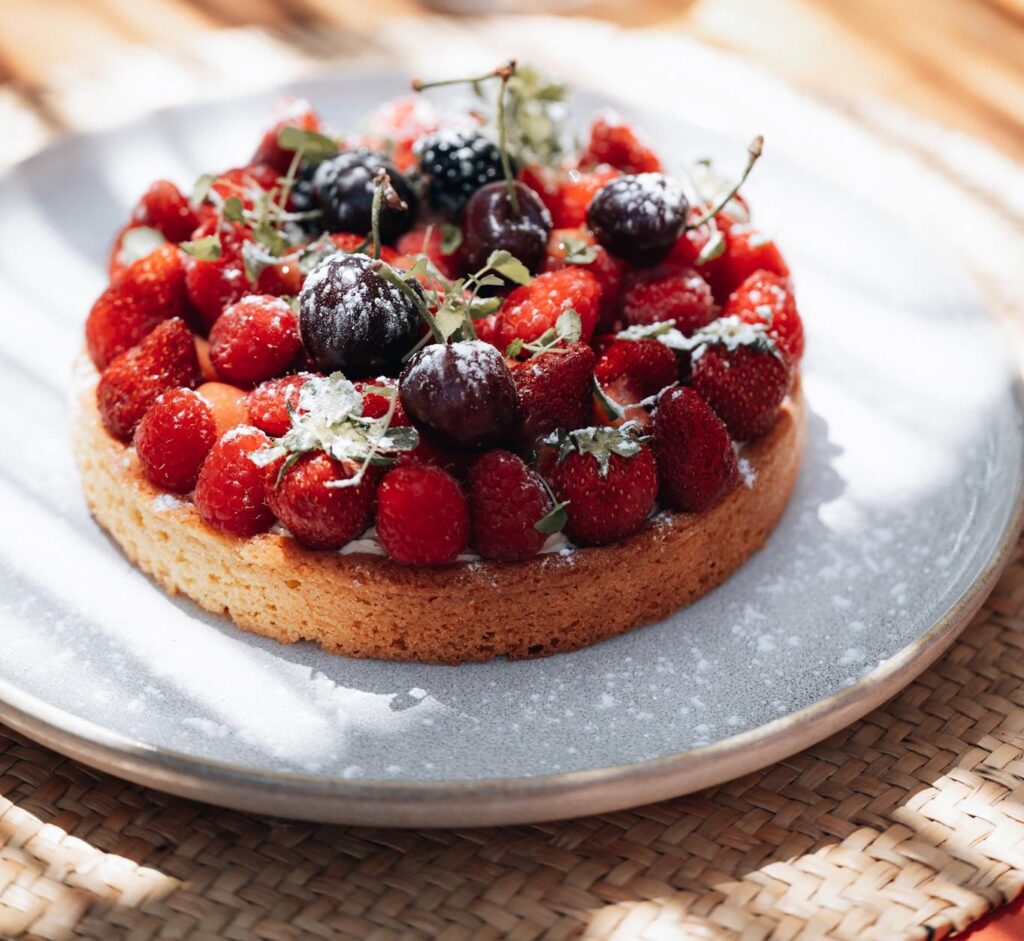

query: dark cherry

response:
[312,149,418,242]
[399,340,518,451]
[587,173,689,267]
[459,181,551,276]
[299,253,422,379]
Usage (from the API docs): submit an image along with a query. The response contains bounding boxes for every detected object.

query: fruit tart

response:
[73,63,806,664]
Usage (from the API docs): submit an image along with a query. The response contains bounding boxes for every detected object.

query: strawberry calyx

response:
[681,315,785,363]
[249,373,419,489]
[543,420,650,478]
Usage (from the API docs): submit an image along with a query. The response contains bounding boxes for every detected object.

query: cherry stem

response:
[370,168,406,260]
[685,136,764,231]
[412,61,520,216]
[375,262,445,344]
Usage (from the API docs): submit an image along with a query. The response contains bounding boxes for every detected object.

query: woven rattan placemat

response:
[3,17,1024,941]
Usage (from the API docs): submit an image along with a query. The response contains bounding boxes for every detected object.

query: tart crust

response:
[72,358,806,664]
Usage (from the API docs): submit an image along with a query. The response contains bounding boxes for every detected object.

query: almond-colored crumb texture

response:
[72,361,806,664]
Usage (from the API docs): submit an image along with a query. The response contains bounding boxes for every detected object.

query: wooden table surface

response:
[2,2,1022,938]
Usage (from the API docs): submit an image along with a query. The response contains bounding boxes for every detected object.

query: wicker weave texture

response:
[0,543,1021,940]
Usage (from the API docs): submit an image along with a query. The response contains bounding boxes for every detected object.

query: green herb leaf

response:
[554,309,582,344]
[487,250,532,285]
[252,220,289,257]
[276,126,339,163]
[222,196,245,223]
[695,228,726,265]
[190,173,216,208]
[178,235,222,261]
[440,223,463,255]
[560,235,597,265]
[436,305,466,341]
[505,337,524,358]
[469,297,501,318]
[534,502,568,535]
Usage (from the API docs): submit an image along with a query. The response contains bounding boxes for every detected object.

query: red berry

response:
[328,232,399,264]
[251,99,322,173]
[552,166,620,228]
[376,465,469,565]
[256,256,304,297]
[498,268,602,349]
[395,227,463,279]
[194,427,275,537]
[544,427,658,546]
[266,452,375,549]
[209,294,301,387]
[130,180,199,243]
[96,318,201,441]
[718,226,789,298]
[653,386,738,512]
[690,322,791,441]
[134,388,217,492]
[467,449,551,561]
[543,227,625,329]
[580,113,662,174]
[108,224,168,283]
[246,373,316,437]
[184,252,248,332]
[361,95,441,172]
[86,243,188,369]
[354,377,410,424]
[210,166,277,211]
[725,270,804,363]
[595,337,678,399]
[621,268,715,335]
[513,342,596,447]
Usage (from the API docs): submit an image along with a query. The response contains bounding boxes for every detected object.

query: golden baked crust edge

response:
[72,358,806,664]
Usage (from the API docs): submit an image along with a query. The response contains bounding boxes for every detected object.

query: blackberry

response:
[287,159,324,235]
[416,130,505,215]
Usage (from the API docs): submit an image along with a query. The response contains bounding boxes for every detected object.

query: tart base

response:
[72,359,806,664]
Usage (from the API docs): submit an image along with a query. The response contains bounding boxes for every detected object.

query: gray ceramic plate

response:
[0,73,1021,827]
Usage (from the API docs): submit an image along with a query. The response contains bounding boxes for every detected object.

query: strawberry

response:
[543,227,625,329]
[376,465,469,565]
[251,99,322,173]
[595,337,678,399]
[497,268,602,349]
[579,113,662,174]
[210,166,278,211]
[688,317,791,441]
[541,424,658,546]
[652,386,738,512]
[513,342,596,447]
[255,256,304,297]
[194,427,275,537]
[129,180,199,243]
[329,232,399,264]
[134,388,217,492]
[247,373,316,437]
[395,226,463,279]
[265,452,376,549]
[467,449,553,561]
[620,268,715,335]
[717,226,789,298]
[96,318,200,441]
[86,243,188,369]
[520,164,619,229]
[208,294,301,387]
[724,269,804,364]
[355,378,410,424]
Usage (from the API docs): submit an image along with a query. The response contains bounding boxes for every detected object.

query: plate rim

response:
[2,79,1023,827]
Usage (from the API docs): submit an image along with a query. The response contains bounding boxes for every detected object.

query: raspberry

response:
[246,373,316,437]
[497,267,602,349]
[376,465,469,565]
[653,386,738,512]
[595,337,679,399]
[183,232,250,331]
[209,294,301,387]
[513,342,596,447]
[725,270,804,364]
[194,427,275,537]
[251,99,322,173]
[134,388,217,492]
[467,449,552,561]
[266,453,376,550]
[86,243,188,369]
[130,180,199,243]
[580,113,662,174]
[621,268,715,335]
[96,318,201,441]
